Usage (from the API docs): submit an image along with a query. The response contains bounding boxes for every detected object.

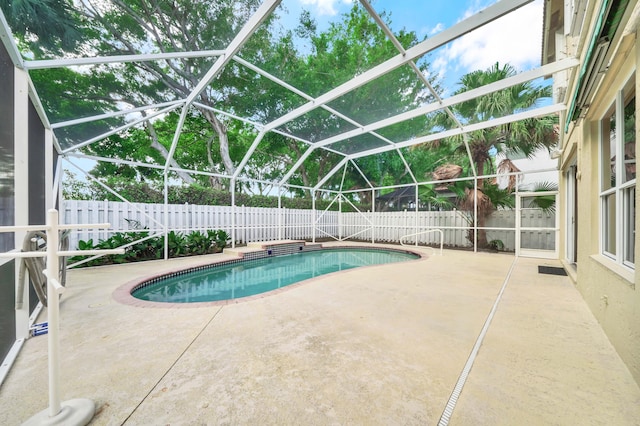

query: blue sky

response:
[282,0,544,94]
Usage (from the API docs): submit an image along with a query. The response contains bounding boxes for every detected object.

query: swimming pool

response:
[130,247,419,304]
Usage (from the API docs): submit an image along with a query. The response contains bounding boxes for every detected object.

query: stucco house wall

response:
[549,0,640,384]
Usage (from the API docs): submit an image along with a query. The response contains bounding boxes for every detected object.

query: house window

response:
[600,77,636,269]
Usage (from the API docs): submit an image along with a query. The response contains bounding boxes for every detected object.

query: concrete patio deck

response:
[1,243,639,425]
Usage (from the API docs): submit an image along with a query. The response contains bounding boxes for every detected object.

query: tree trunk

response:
[476,214,489,248]
[200,107,235,176]
[146,121,195,185]
[287,141,312,197]
[472,156,490,248]
[205,135,225,190]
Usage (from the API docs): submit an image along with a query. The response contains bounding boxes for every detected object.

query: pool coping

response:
[112,243,427,309]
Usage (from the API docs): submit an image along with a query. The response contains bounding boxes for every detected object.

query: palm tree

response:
[436,62,557,248]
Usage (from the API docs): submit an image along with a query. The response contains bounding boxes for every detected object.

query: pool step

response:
[222,246,265,259]
[246,240,305,249]
[224,240,323,260]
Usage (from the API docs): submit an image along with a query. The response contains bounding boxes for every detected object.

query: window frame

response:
[599,77,636,270]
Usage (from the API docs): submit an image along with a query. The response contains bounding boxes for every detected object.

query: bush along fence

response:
[68,229,231,267]
[63,200,556,256]
[63,199,339,250]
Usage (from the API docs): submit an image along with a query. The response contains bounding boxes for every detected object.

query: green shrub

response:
[68,228,231,267]
[488,239,505,251]
[213,230,230,250]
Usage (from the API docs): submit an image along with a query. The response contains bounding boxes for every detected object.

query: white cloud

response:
[299,0,353,16]
[433,0,543,88]
[429,23,445,35]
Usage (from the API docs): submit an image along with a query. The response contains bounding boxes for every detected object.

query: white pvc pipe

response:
[278,186,282,241]
[0,252,47,258]
[57,223,111,230]
[42,270,65,294]
[311,191,316,243]
[231,179,236,249]
[399,229,444,256]
[46,209,62,416]
[474,178,478,253]
[415,185,419,247]
[163,172,169,260]
[0,211,123,421]
[371,188,375,244]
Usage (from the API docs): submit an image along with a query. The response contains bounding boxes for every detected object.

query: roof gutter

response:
[564,0,612,133]
[565,0,631,133]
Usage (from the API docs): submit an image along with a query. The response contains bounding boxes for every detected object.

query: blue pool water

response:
[132,248,419,303]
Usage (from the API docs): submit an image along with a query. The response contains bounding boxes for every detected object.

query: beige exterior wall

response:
[556,1,640,384]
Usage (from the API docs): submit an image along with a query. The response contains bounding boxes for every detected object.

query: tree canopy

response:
[28,2,447,196]
[10,1,555,210]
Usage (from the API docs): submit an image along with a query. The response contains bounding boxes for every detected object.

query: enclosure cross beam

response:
[314,158,350,192]
[23,50,226,70]
[347,103,567,159]
[262,0,534,133]
[304,58,579,151]
[164,0,282,173]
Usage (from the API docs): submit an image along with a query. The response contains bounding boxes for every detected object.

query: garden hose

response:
[16,230,70,309]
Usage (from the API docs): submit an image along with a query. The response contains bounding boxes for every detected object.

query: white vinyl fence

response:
[340,209,555,251]
[63,200,338,249]
[62,200,555,251]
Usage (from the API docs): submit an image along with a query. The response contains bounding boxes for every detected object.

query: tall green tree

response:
[21,2,443,197]
[436,62,557,247]
[79,3,443,196]
[241,4,442,196]
[27,0,272,187]
[1,0,82,55]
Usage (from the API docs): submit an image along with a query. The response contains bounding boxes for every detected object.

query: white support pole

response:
[515,190,522,257]
[415,185,419,247]
[45,129,54,210]
[163,171,169,260]
[278,185,283,241]
[338,195,343,241]
[163,105,189,174]
[54,158,62,212]
[0,210,125,426]
[14,66,30,341]
[474,178,478,253]
[371,188,375,244]
[45,209,62,416]
[278,145,315,187]
[462,134,478,177]
[231,179,236,249]
[312,191,316,243]
[25,51,225,70]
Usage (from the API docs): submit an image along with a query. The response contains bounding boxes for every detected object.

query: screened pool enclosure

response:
[0,0,581,412]
[1,0,578,262]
